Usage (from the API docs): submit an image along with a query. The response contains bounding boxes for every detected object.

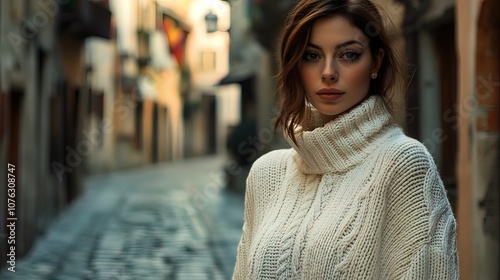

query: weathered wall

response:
[456,0,499,278]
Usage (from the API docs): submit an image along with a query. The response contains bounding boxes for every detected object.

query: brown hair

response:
[274,0,407,145]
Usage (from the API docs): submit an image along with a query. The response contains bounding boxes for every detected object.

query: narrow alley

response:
[0,156,244,280]
[1,0,498,278]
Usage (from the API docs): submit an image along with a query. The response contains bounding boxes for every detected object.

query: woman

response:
[233,0,459,279]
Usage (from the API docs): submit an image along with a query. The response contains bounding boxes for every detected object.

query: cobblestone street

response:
[1,156,245,280]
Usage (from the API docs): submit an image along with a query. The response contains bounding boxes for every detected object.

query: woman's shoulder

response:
[249,148,294,179]
[381,127,436,168]
[247,149,292,192]
[369,128,440,186]
[245,149,294,205]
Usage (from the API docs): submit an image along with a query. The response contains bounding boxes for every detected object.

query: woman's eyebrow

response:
[306,40,365,51]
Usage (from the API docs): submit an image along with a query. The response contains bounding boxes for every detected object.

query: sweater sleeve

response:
[401,166,459,280]
[383,141,459,279]
[232,164,256,280]
[232,149,291,279]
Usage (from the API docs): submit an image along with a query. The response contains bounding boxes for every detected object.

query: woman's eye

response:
[341,51,360,62]
[303,52,320,61]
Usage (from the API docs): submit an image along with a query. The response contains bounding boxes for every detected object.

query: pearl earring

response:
[371,73,378,79]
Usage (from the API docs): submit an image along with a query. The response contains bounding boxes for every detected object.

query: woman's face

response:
[299,16,384,122]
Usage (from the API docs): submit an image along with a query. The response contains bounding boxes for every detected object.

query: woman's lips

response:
[316,88,345,101]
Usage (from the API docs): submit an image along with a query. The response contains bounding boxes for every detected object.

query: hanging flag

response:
[163,16,187,67]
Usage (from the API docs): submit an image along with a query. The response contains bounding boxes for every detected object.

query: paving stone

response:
[0,156,243,279]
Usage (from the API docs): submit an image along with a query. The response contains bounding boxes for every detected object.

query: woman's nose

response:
[321,62,338,82]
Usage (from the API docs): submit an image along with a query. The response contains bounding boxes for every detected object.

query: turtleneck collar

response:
[286,96,395,174]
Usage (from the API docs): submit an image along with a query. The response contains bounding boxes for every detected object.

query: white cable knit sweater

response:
[232,96,459,279]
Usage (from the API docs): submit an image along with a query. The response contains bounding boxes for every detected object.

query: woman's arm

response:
[231,149,290,279]
[232,165,256,280]
[401,166,459,279]
[383,141,459,279]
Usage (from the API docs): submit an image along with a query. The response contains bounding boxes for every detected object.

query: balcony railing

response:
[60,0,111,39]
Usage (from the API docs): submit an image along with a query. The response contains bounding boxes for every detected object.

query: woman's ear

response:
[372,48,385,74]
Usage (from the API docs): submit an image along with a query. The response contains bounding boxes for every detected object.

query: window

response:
[200,50,216,72]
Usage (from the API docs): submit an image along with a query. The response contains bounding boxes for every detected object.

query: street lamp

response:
[205,10,218,33]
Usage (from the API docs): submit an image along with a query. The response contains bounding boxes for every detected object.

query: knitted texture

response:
[232,96,459,279]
